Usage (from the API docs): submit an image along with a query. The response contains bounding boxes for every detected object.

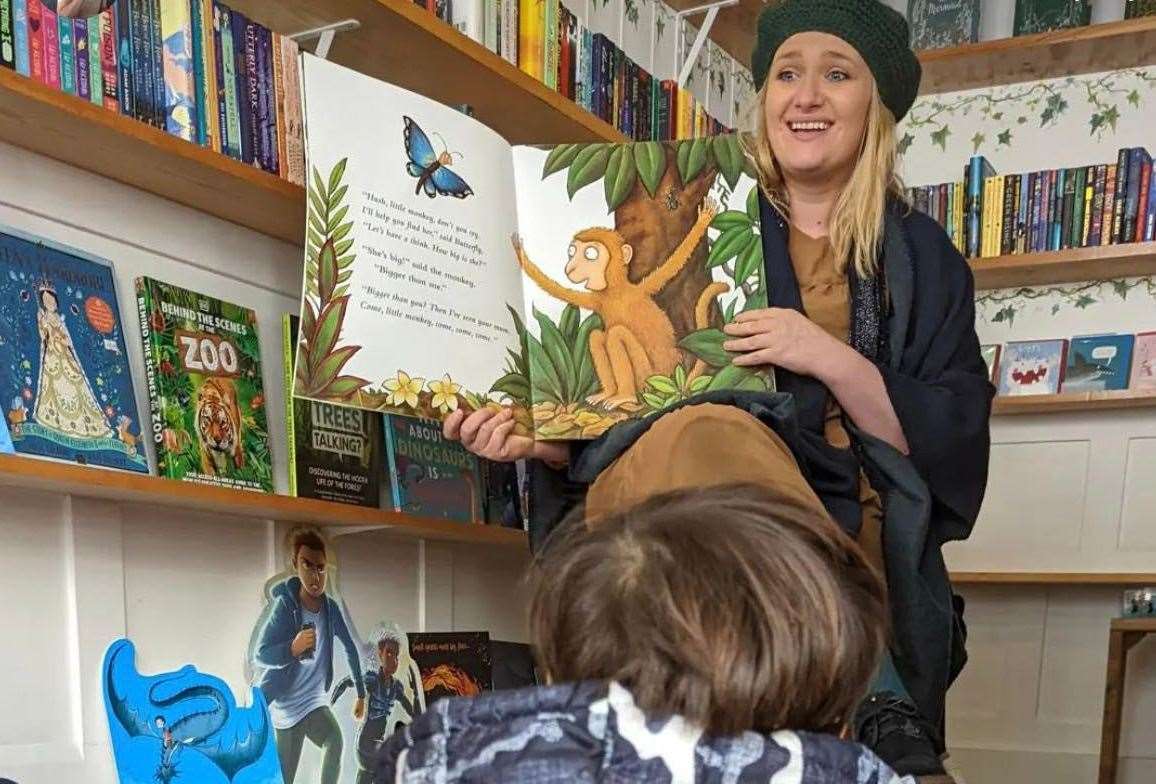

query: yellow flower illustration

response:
[383,371,424,409]
[428,374,462,414]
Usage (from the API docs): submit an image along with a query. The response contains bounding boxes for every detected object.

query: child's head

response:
[376,630,402,676]
[528,484,886,737]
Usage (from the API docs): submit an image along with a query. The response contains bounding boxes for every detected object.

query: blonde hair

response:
[741,82,905,280]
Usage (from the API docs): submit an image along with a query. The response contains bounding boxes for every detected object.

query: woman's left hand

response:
[722,308,852,380]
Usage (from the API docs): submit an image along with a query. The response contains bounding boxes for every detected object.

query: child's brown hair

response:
[528,484,887,737]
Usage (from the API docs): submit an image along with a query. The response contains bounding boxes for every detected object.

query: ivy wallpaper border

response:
[975,276,1156,326]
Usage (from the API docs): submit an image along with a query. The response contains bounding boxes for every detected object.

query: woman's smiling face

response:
[764,32,875,189]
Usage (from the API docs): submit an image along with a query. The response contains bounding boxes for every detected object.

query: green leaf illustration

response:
[566,144,610,199]
[633,141,667,197]
[734,236,763,285]
[707,225,753,267]
[543,143,581,177]
[679,328,734,368]
[604,145,638,211]
[712,209,751,233]
[712,135,743,189]
[746,186,759,222]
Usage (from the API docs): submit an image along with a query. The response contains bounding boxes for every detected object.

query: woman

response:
[33,285,112,440]
[445,1,991,779]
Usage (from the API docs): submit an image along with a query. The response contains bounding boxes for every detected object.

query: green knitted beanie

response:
[751,0,922,122]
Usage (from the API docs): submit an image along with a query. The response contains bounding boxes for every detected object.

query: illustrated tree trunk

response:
[612,148,721,340]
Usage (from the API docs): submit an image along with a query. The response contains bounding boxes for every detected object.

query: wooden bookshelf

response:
[919,17,1156,96]
[227,0,626,146]
[992,390,1156,416]
[0,68,305,244]
[952,571,1156,585]
[0,453,528,548]
[970,242,1156,290]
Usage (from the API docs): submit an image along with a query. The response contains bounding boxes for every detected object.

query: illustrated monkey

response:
[513,197,729,410]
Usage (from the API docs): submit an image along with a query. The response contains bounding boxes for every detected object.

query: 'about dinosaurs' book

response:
[382,413,481,523]
[0,226,148,473]
[292,54,773,441]
[136,276,272,491]
[284,314,382,506]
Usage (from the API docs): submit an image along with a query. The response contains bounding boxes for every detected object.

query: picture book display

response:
[1131,332,1156,390]
[907,0,981,51]
[383,413,482,523]
[284,315,382,506]
[136,277,272,491]
[997,339,1068,396]
[1013,0,1091,35]
[407,631,492,704]
[0,227,148,473]
[1063,335,1135,393]
[291,55,771,442]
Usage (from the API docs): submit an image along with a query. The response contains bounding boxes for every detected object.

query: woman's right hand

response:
[443,408,568,466]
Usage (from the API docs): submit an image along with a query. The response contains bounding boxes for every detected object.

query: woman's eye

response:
[776,69,797,82]
[827,70,849,82]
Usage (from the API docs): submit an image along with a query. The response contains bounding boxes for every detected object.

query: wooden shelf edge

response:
[375,0,626,144]
[0,69,305,244]
[970,242,1156,290]
[992,390,1156,416]
[952,572,1156,585]
[918,16,1156,95]
[0,453,527,548]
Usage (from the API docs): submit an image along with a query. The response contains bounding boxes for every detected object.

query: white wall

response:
[0,141,529,784]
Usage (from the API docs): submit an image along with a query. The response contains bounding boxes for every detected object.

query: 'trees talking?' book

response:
[291,55,773,442]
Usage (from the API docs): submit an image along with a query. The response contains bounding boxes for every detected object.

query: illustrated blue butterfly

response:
[403,116,474,199]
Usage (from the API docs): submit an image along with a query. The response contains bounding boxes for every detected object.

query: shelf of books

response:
[0,67,304,244]
[0,452,528,547]
[227,0,628,146]
[918,16,1156,96]
[992,389,1156,416]
[970,243,1156,290]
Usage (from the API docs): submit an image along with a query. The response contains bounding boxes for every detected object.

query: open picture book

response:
[293,55,773,441]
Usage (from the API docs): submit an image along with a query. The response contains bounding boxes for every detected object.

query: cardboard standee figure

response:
[330,625,423,784]
[100,638,283,784]
[246,527,366,784]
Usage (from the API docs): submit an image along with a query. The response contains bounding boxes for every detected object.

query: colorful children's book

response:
[1128,331,1156,390]
[284,314,382,506]
[135,277,272,491]
[383,413,481,523]
[0,227,148,472]
[997,339,1068,396]
[980,344,1001,384]
[407,631,492,704]
[1063,334,1135,393]
[292,56,771,443]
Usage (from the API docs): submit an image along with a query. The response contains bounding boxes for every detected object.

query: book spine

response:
[1124,148,1145,243]
[1026,172,1040,252]
[382,418,403,512]
[953,181,965,255]
[272,31,286,177]
[1078,166,1092,247]
[242,20,259,167]
[1017,174,1030,253]
[500,0,515,65]
[129,0,149,121]
[190,0,207,145]
[135,279,169,478]
[116,0,134,116]
[965,158,980,258]
[556,5,569,98]
[543,0,557,90]
[217,3,237,158]
[41,2,58,90]
[200,0,218,150]
[483,0,497,52]
[1112,148,1130,243]
[282,36,303,185]
[160,0,196,141]
[254,23,273,172]
[939,182,948,229]
[981,177,992,257]
[1089,164,1106,246]
[75,18,90,101]
[993,175,1005,256]
[1101,165,1117,246]
[26,0,42,82]
[1067,167,1083,249]
[149,0,164,127]
[283,315,297,497]
[1146,161,1156,242]
[58,14,75,95]
[517,0,540,80]
[230,10,251,163]
[13,0,29,76]
[1041,170,1054,252]
[87,16,103,105]
[1049,169,1063,251]
[1136,158,1152,243]
[1000,175,1015,255]
[1059,168,1075,250]
[1,0,15,70]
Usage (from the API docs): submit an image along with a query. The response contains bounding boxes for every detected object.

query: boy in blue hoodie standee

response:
[332,629,418,784]
[251,529,366,784]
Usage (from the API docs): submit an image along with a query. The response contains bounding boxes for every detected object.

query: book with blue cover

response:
[1063,334,1135,393]
[383,414,481,523]
[0,226,149,472]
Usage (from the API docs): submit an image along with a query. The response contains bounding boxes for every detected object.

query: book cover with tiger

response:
[135,276,272,491]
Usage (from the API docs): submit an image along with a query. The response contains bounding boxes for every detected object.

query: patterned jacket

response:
[377,680,915,783]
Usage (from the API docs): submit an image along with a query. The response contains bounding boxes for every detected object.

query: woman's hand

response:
[722,308,853,382]
[443,408,569,465]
